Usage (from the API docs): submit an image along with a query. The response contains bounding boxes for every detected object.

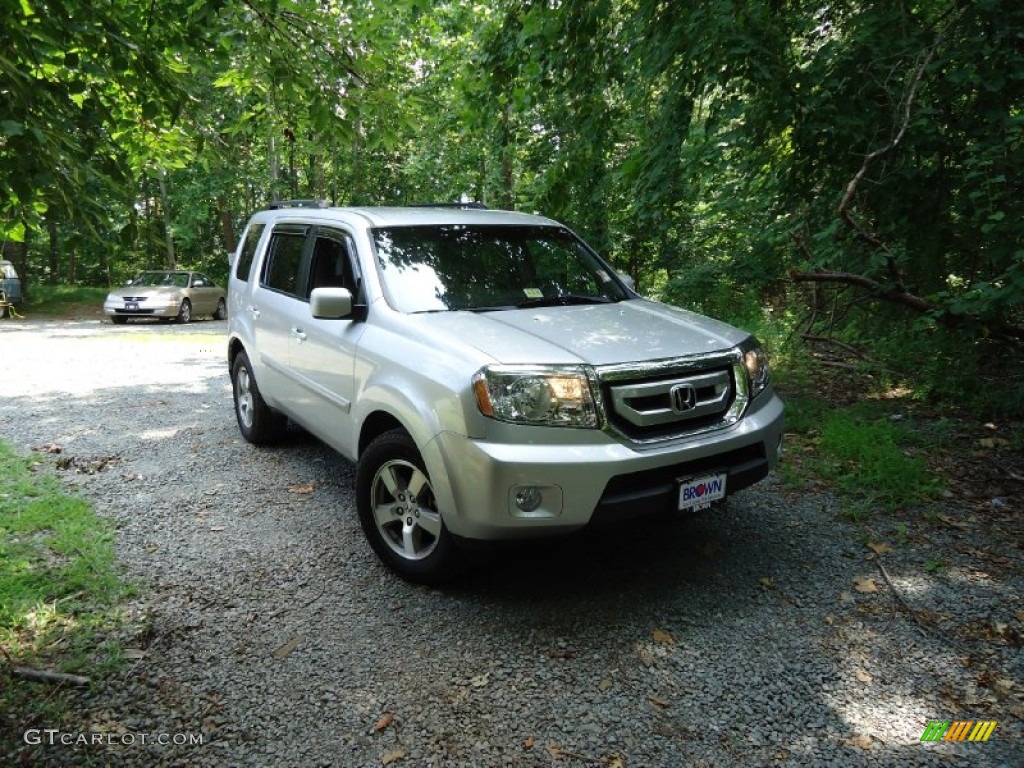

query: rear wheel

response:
[231,351,287,444]
[176,298,192,324]
[356,429,463,584]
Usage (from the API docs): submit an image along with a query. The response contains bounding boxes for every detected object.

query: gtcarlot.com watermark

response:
[24,729,204,747]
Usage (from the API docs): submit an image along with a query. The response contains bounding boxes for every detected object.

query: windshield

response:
[371,225,629,313]
[128,272,190,288]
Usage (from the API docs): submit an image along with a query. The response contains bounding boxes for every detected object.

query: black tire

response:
[176,298,192,324]
[213,297,228,320]
[231,351,287,444]
[356,429,463,584]
[111,315,127,325]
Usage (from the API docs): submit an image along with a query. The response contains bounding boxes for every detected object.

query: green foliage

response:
[3,0,1022,414]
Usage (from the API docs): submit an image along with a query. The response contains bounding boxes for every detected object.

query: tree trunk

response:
[158,171,176,269]
[46,215,59,283]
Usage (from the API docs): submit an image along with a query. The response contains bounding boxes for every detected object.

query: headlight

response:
[472,365,598,428]
[107,294,121,302]
[741,340,771,399]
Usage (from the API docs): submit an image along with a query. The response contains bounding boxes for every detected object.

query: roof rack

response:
[409,202,488,210]
[267,199,332,210]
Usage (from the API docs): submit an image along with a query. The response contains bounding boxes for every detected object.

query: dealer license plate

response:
[677,472,727,512]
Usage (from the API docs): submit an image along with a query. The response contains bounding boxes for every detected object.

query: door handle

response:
[291,327,307,342]
[250,306,260,318]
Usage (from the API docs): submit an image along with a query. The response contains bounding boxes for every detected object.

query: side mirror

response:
[310,287,353,319]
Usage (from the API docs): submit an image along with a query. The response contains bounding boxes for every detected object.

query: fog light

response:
[514,486,543,513]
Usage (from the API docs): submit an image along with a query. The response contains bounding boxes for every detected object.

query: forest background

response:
[3,0,1022,414]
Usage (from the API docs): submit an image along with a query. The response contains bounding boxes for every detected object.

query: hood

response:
[411,298,749,367]
[114,285,183,297]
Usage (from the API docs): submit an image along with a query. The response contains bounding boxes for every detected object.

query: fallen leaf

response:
[598,679,613,692]
[866,541,893,555]
[380,746,406,766]
[288,483,315,494]
[470,672,489,687]
[373,712,394,732]
[648,693,670,708]
[853,578,878,594]
[33,443,62,454]
[848,734,873,749]
[838,591,854,603]
[273,634,305,660]
[855,669,873,683]
[937,514,971,530]
[122,648,147,660]
[759,577,775,589]
[638,648,655,667]
[524,736,535,749]
[606,753,625,768]
[652,628,675,644]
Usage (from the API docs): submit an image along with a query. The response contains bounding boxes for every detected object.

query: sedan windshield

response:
[371,225,629,313]
[128,272,190,288]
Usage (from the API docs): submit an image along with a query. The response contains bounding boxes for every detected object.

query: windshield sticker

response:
[523,288,543,298]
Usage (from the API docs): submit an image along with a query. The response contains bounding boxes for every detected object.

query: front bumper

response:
[103,299,180,318]
[426,390,784,540]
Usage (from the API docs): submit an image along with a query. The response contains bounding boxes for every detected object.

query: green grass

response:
[22,285,109,316]
[781,396,943,513]
[0,438,131,742]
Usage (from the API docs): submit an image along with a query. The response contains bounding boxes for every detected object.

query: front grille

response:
[598,354,745,441]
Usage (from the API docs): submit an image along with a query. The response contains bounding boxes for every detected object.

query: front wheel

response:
[111,315,127,325]
[356,429,463,584]
[231,351,287,444]
[176,298,192,324]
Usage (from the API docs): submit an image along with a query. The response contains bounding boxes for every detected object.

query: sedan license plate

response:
[678,472,726,512]
[125,302,139,310]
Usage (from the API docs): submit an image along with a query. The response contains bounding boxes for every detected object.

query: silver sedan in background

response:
[103,271,227,324]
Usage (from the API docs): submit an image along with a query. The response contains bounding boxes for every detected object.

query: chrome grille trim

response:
[596,350,750,444]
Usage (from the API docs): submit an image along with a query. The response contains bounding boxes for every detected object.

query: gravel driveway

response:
[1,317,1020,767]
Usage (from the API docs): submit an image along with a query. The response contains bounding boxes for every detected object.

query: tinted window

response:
[306,230,356,298]
[235,223,266,282]
[262,230,307,297]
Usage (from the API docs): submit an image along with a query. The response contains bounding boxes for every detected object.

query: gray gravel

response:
[0,316,1020,767]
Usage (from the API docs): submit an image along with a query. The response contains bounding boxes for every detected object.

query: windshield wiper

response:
[516,295,614,309]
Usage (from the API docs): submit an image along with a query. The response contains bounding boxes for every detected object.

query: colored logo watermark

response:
[920,720,997,742]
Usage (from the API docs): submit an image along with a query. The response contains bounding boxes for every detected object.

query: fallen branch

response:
[791,270,932,313]
[10,666,91,687]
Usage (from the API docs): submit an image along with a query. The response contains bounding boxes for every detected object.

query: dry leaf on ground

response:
[652,628,675,644]
[853,578,878,593]
[273,634,305,660]
[866,541,893,554]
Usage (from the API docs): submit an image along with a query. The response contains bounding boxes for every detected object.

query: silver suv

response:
[227,203,783,582]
